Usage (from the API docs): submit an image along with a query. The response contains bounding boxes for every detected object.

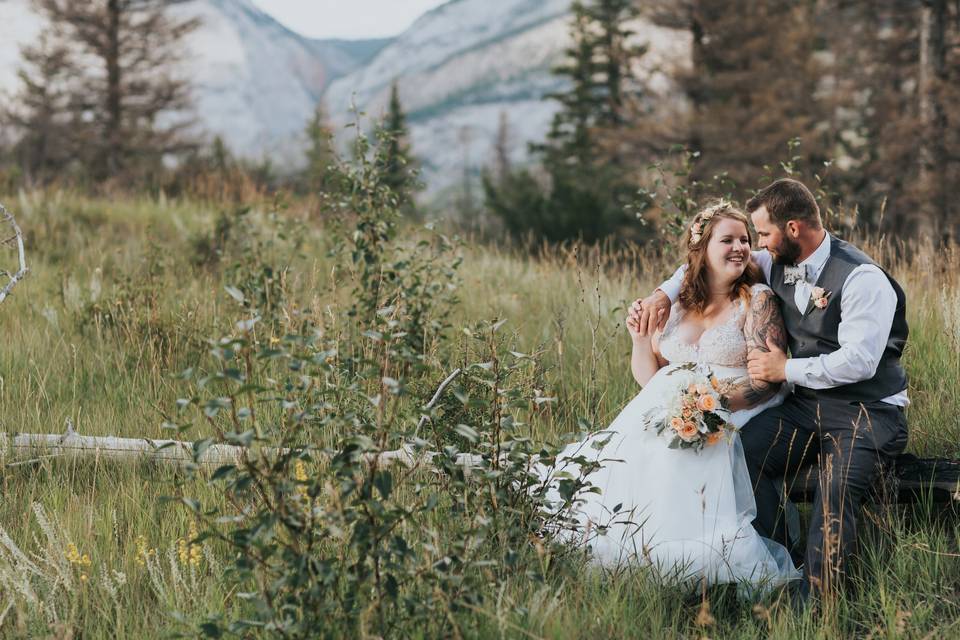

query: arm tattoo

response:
[727,289,787,409]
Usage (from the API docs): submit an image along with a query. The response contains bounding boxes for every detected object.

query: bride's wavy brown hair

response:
[678,201,762,314]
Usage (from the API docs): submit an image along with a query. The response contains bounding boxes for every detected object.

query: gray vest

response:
[769,235,908,403]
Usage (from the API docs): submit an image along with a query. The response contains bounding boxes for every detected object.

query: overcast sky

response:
[250,0,449,40]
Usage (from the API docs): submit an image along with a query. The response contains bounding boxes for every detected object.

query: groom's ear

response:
[785,220,801,238]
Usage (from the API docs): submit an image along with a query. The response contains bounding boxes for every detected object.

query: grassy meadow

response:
[1,190,960,638]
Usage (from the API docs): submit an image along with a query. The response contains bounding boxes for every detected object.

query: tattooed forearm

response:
[724,376,775,412]
[726,290,787,411]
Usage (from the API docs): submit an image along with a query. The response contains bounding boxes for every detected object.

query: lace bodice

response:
[657,284,769,368]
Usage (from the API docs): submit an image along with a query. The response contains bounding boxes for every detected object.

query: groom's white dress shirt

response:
[657,233,909,406]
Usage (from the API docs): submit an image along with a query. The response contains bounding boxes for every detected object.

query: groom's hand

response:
[635,290,671,336]
[747,337,787,384]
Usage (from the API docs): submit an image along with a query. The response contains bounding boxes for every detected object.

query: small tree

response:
[31,0,201,181]
[5,27,81,182]
[486,0,648,244]
[303,103,335,192]
[377,81,419,208]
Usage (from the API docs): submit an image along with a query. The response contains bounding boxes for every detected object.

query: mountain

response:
[0,0,388,168]
[323,0,689,200]
[0,0,687,196]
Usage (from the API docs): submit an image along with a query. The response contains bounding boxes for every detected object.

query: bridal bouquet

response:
[646,366,736,452]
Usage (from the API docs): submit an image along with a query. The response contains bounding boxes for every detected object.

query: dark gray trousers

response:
[740,391,909,596]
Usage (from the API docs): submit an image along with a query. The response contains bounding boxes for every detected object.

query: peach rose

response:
[670,417,684,431]
[710,376,720,391]
[705,431,724,446]
[682,407,693,419]
[814,296,828,309]
[679,422,700,442]
[696,393,718,412]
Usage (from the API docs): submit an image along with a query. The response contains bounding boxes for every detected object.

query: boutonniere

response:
[811,286,831,309]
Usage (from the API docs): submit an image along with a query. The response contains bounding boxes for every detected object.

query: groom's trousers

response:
[740,389,908,596]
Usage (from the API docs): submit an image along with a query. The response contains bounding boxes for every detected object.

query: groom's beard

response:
[771,235,803,265]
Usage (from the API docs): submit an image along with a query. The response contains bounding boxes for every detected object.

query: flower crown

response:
[689,200,733,245]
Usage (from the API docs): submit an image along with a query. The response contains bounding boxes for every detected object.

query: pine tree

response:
[687,0,828,189]
[4,27,80,182]
[539,3,600,171]
[32,0,200,181]
[492,111,512,184]
[487,0,649,244]
[377,81,418,207]
[583,0,645,128]
[831,0,960,240]
[304,103,335,192]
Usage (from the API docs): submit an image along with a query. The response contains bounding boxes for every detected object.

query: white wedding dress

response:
[541,284,799,588]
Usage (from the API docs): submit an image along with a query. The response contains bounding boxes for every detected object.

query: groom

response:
[636,178,909,600]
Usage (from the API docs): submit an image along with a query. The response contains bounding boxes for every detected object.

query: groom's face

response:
[751,206,802,265]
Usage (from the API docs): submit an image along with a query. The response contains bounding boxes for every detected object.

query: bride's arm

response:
[627,310,667,386]
[723,288,787,411]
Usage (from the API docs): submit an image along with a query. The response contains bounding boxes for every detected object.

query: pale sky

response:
[250,0,449,40]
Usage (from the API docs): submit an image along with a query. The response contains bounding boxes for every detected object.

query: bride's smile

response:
[705,217,753,284]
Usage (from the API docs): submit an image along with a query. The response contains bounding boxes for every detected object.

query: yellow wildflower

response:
[65,542,92,583]
[65,542,81,564]
[178,521,203,568]
[135,535,156,567]
[294,460,308,483]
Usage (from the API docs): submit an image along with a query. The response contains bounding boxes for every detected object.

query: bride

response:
[542,202,799,588]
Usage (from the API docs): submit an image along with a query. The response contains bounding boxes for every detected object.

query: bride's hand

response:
[626,307,651,345]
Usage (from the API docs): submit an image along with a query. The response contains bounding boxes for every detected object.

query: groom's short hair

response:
[746,179,821,229]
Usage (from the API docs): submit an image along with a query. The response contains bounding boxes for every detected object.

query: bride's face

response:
[705,218,751,284]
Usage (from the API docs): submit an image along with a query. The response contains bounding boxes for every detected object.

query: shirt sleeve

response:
[752,250,773,284]
[657,264,687,302]
[783,265,897,388]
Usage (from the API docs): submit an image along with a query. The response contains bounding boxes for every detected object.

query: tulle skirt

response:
[540,363,799,589]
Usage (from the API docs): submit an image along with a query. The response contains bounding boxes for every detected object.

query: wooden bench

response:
[784,454,960,504]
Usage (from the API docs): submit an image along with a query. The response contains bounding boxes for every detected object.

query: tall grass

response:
[0,191,958,637]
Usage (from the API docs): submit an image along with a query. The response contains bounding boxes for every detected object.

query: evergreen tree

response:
[685,0,828,189]
[539,3,601,171]
[583,0,645,128]
[818,0,960,240]
[210,135,231,174]
[303,103,335,192]
[4,27,80,182]
[30,0,200,181]
[377,81,419,207]
[486,0,649,244]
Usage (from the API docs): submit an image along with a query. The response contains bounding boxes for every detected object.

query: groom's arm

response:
[657,249,772,302]
[637,249,771,335]
[783,266,898,388]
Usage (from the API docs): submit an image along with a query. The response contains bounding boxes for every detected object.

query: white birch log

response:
[0,430,486,469]
[0,372,487,469]
[0,429,248,466]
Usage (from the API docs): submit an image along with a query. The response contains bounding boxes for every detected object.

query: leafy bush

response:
[167,129,599,637]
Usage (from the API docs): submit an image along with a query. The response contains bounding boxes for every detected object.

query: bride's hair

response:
[678,201,761,313]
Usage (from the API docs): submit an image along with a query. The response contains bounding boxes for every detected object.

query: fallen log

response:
[0,425,484,470]
[6,429,957,503]
[0,371,467,469]
[784,454,960,503]
[0,427,248,467]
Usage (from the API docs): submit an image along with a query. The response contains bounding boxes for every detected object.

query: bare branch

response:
[0,203,28,306]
